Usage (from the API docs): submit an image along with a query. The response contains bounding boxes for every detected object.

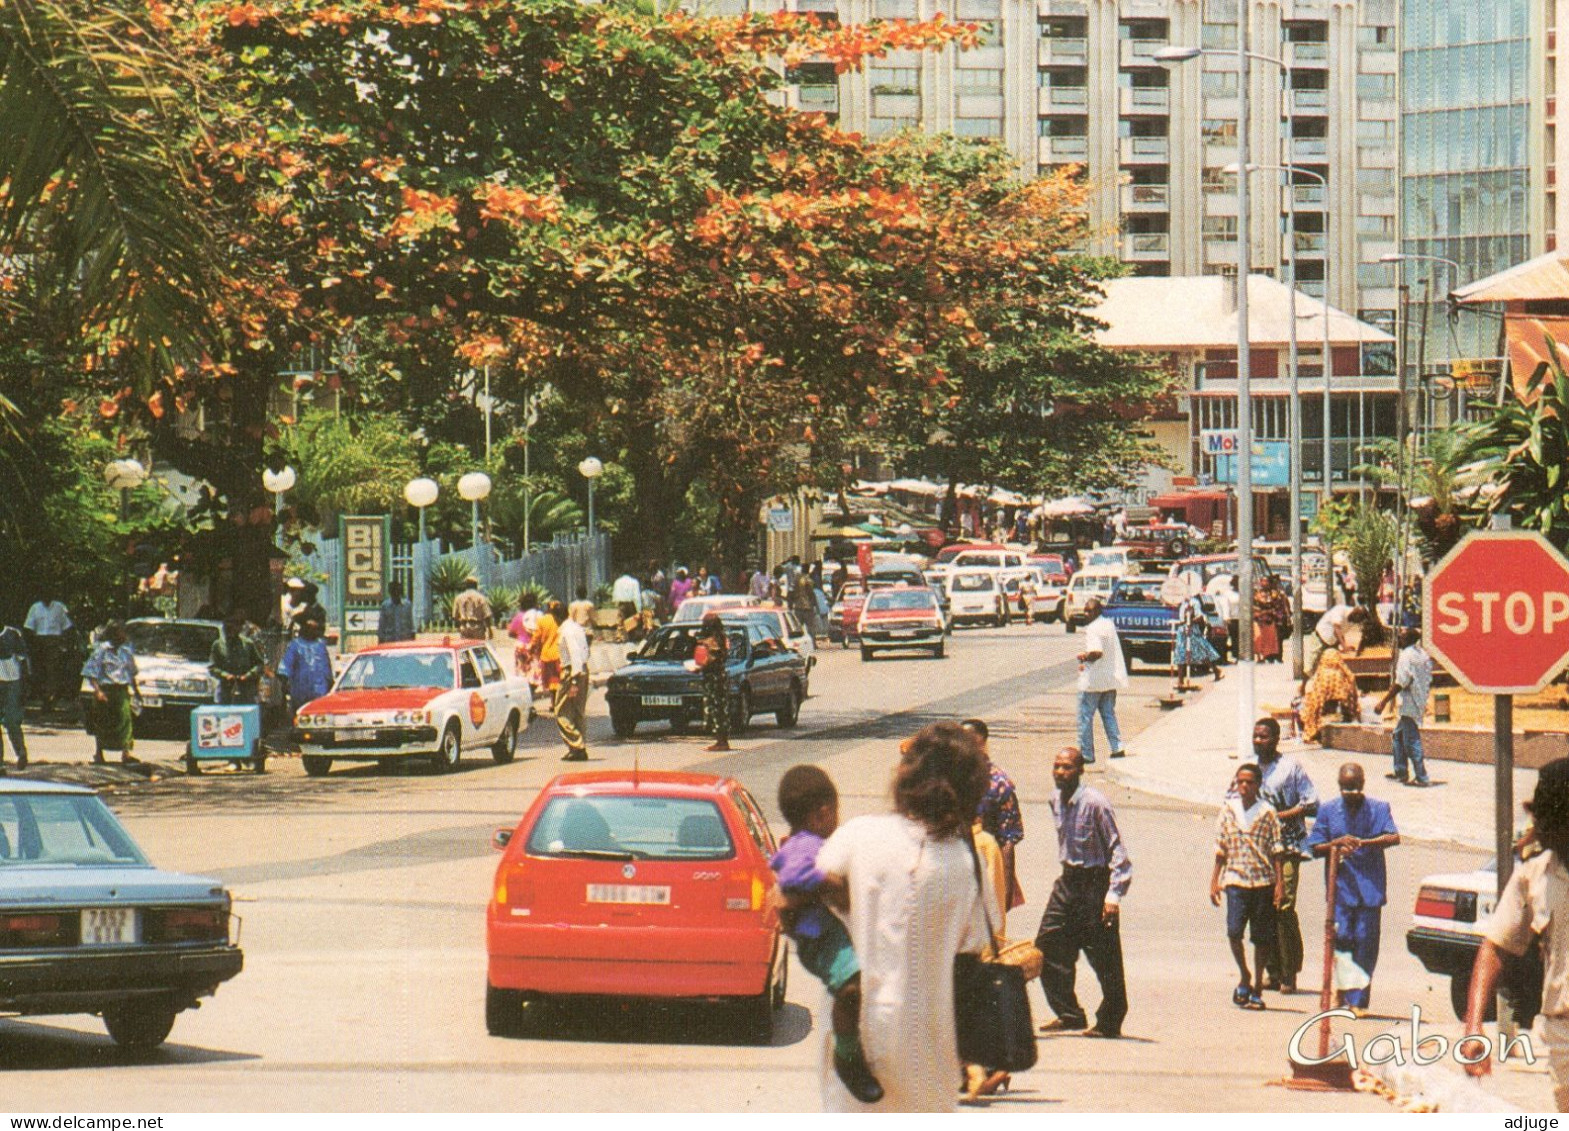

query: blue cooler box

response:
[188,704,265,773]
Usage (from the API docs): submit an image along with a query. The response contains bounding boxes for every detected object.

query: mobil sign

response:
[1424,531,1569,694]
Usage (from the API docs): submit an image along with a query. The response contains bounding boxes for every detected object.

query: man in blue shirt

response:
[1306,762,1401,1013]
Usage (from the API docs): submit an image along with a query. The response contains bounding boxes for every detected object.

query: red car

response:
[485,770,787,1042]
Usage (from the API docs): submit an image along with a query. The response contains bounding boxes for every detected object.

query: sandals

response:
[1232,983,1251,1007]
[1245,991,1266,1010]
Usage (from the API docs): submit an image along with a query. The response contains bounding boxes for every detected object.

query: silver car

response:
[0,781,243,1050]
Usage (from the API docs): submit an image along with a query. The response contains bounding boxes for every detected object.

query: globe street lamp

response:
[578,457,604,537]
[262,465,297,553]
[457,473,492,580]
[404,477,439,626]
[105,459,148,611]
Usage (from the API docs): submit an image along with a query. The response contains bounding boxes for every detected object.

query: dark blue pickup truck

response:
[1105,578,1230,670]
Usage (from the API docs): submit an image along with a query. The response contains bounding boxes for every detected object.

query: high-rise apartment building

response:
[750,0,1402,338]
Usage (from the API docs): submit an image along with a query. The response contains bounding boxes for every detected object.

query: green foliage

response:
[1314,498,1396,618]
[518,579,553,610]
[489,584,521,620]
[429,557,474,606]
[1457,337,1569,548]
[593,583,614,606]
[1353,429,1474,560]
[276,408,421,530]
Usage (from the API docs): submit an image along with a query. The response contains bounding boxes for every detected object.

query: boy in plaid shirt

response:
[1209,763,1284,1011]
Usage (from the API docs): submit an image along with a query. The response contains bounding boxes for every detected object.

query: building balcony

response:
[1119,38,1167,67]
[795,84,839,113]
[1121,182,1170,211]
[1292,232,1328,255]
[1287,40,1329,66]
[1040,36,1088,64]
[1290,88,1328,113]
[1119,135,1169,163]
[1124,232,1170,261]
[1204,237,1238,265]
[1292,183,1326,209]
[1290,136,1329,161]
[1040,135,1089,163]
[1039,84,1088,112]
[872,92,921,116]
[1119,86,1170,114]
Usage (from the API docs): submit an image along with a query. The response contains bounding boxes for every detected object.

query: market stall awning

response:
[1038,497,1095,517]
[811,524,874,540]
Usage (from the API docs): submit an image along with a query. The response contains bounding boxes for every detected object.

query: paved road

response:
[0,622,1549,1111]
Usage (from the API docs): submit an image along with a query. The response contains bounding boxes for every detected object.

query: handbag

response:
[953,835,1038,1072]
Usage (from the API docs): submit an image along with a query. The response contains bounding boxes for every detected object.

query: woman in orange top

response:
[531,604,563,694]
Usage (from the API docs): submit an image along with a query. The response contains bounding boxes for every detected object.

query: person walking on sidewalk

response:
[555,600,590,762]
[81,620,143,765]
[1462,758,1569,1108]
[452,576,493,641]
[1249,719,1318,994]
[0,619,29,771]
[1075,598,1127,764]
[377,580,415,644]
[1305,762,1401,1015]
[23,590,72,710]
[1374,627,1432,787]
[1210,763,1284,1011]
[964,718,1024,910]
[1036,747,1130,1038]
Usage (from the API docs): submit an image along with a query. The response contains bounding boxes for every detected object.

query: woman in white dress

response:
[816,722,997,1111]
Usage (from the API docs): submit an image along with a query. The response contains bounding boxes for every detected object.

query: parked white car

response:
[1406,860,1541,1024]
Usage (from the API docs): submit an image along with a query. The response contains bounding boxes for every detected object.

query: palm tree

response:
[1353,428,1473,560]
[1457,336,1569,548]
[0,1,214,383]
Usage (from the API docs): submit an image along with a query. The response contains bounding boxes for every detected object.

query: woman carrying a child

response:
[815,722,996,1111]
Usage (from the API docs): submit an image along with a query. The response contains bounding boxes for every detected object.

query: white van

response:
[1062,570,1121,630]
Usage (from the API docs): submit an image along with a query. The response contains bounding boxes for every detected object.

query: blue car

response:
[0,780,243,1051]
[605,622,808,738]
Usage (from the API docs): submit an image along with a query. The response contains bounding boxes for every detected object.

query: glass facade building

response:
[1400,0,1534,361]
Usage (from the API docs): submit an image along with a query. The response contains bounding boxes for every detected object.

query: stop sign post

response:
[1424,529,1569,899]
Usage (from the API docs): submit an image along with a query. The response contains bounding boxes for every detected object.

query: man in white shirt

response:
[611,572,642,608]
[1208,575,1240,663]
[554,599,591,762]
[1076,598,1128,763]
[1375,627,1432,787]
[1303,603,1369,681]
[23,591,72,710]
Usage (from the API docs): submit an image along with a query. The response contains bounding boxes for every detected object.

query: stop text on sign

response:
[1423,530,1569,695]
[1435,590,1569,636]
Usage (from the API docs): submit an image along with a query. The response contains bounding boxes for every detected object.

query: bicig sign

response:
[339,515,391,618]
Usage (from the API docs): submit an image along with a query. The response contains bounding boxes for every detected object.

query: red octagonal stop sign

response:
[1424,530,1569,694]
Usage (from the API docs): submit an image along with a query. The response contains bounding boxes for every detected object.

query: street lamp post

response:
[404,477,439,628]
[105,459,149,612]
[1158,25,1282,754]
[261,465,297,552]
[457,471,492,586]
[578,457,604,538]
[1228,159,1332,682]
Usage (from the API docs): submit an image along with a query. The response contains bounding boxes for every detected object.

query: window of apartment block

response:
[1291,68,1328,91]
[1120,69,1170,89]
[786,62,838,86]
[1122,214,1169,233]
[1357,215,1395,238]
[1118,18,1167,40]
[1040,67,1088,88]
[1201,22,1238,50]
[1127,166,1165,185]
[1357,73,1396,102]
[1203,0,1237,22]
[1202,216,1238,237]
[1202,118,1238,144]
[955,68,1003,94]
[866,117,902,138]
[1356,168,1396,194]
[869,67,920,95]
[1283,21,1329,43]
[1202,70,1238,98]
[873,0,917,16]
[1040,18,1085,37]
[1119,117,1169,137]
[1039,117,1088,137]
[1357,120,1394,145]
[1358,25,1394,48]
[1356,262,1392,289]
[955,117,1003,138]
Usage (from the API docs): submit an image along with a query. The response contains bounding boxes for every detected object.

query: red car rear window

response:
[526,796,736,861]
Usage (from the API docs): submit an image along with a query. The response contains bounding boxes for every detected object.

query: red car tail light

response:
[494,862,535,909]
[723,870,767,913]
[0,912,70,948]
[146,907,230,943]
[1414,886,1477,922]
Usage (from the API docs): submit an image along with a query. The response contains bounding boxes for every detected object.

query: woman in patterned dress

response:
[697,613,731,752]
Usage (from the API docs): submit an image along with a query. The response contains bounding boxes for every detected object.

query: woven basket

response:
[991,936,1044,982]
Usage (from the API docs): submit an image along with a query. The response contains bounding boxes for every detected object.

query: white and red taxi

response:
[291,641,532,777]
